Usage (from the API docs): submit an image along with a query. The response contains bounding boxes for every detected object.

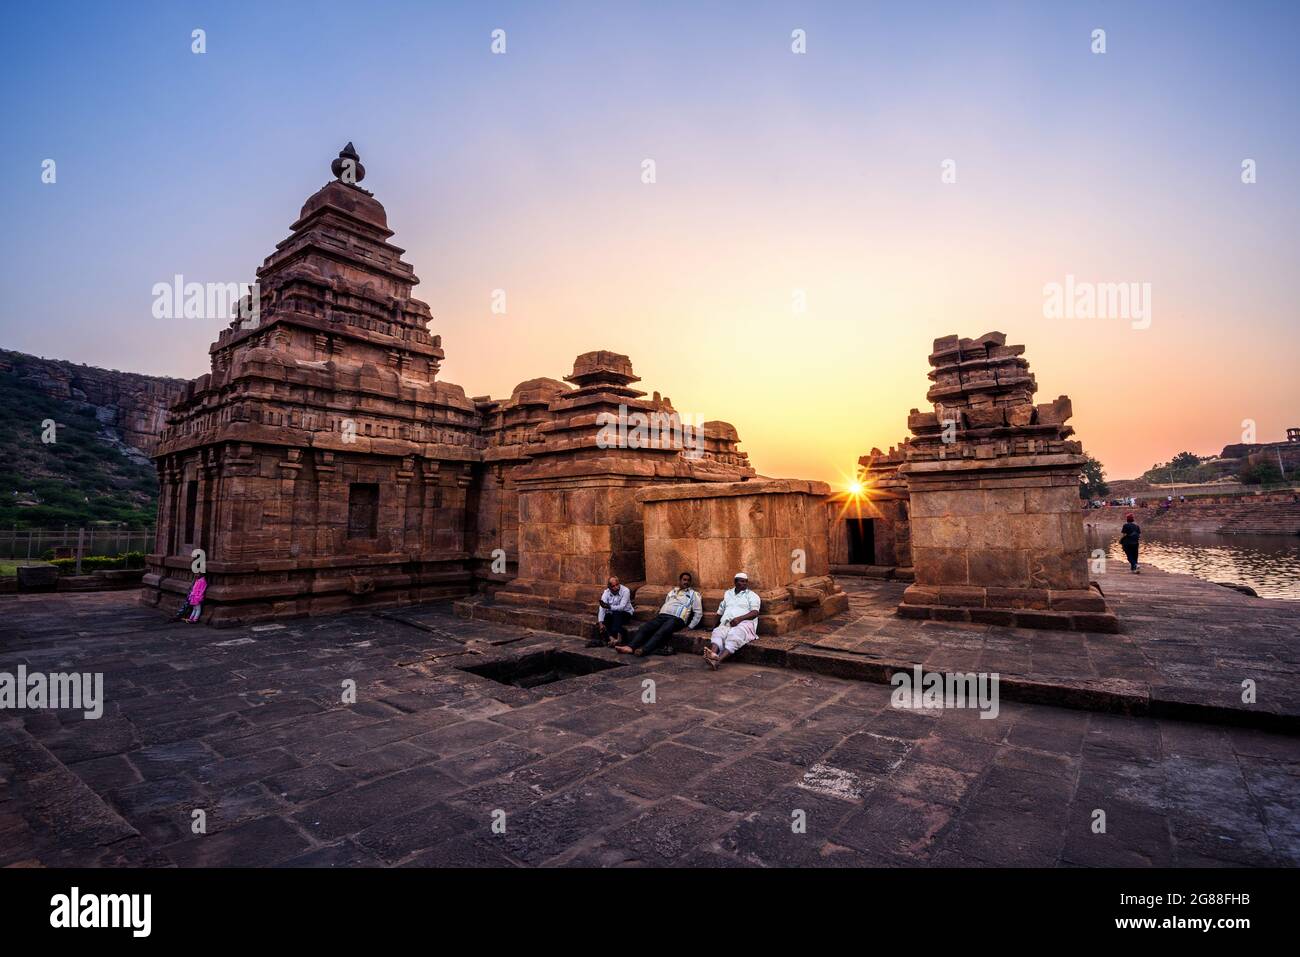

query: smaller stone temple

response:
[456,351,755,635]
[895,332,1117,631]
[827,445,913,579]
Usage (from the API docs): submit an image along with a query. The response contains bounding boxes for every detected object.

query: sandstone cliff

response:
[0,349,187,456]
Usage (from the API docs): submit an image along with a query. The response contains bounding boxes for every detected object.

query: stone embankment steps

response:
[1217,503,1300,535]
[1085,500,1300,536]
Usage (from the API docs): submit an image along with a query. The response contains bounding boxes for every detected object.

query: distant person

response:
[174,575,206,623]
[705,572,761,670]
[616,572,701,656]
[1120,514,1141,574]
[589,575,633,648]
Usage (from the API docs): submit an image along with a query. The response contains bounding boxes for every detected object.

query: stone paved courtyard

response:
[806,567,1300,726]
[2,576,1298,867]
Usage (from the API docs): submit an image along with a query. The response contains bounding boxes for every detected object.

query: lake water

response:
[1085,528,1300,601]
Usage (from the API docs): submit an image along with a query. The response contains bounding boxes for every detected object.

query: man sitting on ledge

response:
[589,574,634,648]
[616,572,702,657]
[706,572,761,670]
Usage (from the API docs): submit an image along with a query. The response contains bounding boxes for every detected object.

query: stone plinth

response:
[896,333,1117,632]
[635,479,848,635]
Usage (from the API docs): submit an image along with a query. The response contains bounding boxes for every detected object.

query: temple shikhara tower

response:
[145,144,482,620]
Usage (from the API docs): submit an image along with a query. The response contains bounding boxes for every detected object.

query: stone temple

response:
[895,333,1116,631]
[826,332,1117,632]
[144,145,1114,635]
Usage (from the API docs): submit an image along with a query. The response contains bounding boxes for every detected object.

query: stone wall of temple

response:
[637,479,847,635]
[467,377,569,586]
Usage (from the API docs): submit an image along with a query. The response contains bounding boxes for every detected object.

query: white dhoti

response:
[710,619,758,654]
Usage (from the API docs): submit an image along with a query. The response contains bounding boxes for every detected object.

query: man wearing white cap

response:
[706,572,761,669]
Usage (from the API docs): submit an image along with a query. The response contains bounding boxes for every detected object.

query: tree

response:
[1168,451,1202,471]
[1079,455,1110,500]
[1238,460,1283,486]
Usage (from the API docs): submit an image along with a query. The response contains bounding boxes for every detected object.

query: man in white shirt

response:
[617,571,702,657]
[706,572,761,670]
[588,575,634,648]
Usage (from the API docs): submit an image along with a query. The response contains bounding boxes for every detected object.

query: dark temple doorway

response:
[846,518,875,565]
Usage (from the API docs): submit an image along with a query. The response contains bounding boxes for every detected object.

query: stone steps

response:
[453,594,601,640]
[1139,501,1300,536]
[456,584,850,642]
[830,564,915,582]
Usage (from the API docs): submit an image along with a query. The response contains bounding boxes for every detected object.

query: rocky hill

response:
[0,349,186,456]
[0,349,187,528]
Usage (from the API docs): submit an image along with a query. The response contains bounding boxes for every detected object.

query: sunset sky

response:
[2,1,1297,484]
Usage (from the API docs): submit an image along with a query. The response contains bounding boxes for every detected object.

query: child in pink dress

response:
[176,576,206,623]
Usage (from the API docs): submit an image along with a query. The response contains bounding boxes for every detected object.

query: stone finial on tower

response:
[331,142,366,184]
[562,351,645,398]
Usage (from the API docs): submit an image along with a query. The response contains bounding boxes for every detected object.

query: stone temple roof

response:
[564,350,641,388]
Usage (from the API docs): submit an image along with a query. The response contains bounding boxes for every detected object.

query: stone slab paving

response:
[787,566,1300,727]
[1,589,1298,867]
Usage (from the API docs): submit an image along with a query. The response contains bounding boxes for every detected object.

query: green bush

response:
[1239,461,1284,486]
[50,551,146,575]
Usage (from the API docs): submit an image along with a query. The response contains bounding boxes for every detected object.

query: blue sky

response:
[1,1,1297,480]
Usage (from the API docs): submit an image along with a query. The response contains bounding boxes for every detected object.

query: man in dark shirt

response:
[617,572,702,657]
[1120,513,1141,573]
